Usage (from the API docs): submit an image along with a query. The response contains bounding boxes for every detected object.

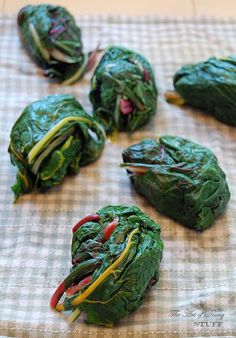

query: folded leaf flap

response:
[8,94,105,199]
[51,205,163,326]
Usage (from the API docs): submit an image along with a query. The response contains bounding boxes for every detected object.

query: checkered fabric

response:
[0,14,235,338]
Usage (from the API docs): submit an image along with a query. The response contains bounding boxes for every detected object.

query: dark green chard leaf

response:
[50,205,163,326]
[89,46,158,134]
[8,94,105,200]
[122,136,230,231]
[166,57,236,126]
[17,4,98,84]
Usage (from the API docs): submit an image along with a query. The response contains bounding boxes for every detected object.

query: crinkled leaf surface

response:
[174,57,236,126]
[89,46,158,134]
[17,4,86,82]
[122,136,230,231]
[53,205,163,327]
[8,94,105,200]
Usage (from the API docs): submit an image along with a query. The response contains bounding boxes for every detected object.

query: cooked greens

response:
[166,57,236,126]
[122,136,230,231]
[17,4,97,84]
[8,94,105,200]
[89,46,158,134]
[50,205,163,326]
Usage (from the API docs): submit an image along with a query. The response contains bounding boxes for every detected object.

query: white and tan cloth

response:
[0,14,235,337]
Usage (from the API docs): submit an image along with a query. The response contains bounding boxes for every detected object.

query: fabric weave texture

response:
[0,14,235,338]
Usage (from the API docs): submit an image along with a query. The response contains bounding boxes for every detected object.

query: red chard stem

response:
[86,44,100,72]
[72,214,100,233]
[50,281,66,308]
[143,67,150,82]
[120,99,133,115]
[103,217,119,241]
[65,275,93,296]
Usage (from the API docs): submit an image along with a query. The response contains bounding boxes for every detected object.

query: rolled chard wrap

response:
[50,205,163,326]
[17,4,98,84]
[8,94,105,200]
[122,136,230,231]
[166,57,236,126]
[89,46,158,134]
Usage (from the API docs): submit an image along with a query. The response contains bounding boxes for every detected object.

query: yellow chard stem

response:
[28,116,92,164]
[9,144,27,165]
[18,170,29,188]
[165,91,185,106]
[62,54,88,85]
[68,309,81,323]
[56,227,139,312]
[29,22,50,62]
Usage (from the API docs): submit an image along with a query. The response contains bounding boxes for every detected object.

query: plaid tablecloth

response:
[0,14,236,338]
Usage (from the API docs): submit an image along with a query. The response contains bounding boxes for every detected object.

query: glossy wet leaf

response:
[51,205,163,326]
[17,4,95,84]
[89,46,158,134]
[171,57,236,126]
[8,94,105,200]
[122,136,230,231]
